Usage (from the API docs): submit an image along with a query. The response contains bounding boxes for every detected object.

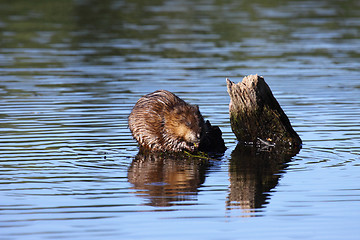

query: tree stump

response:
[226,74,302,147]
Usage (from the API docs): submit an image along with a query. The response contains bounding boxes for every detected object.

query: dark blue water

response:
[1,0,360,239]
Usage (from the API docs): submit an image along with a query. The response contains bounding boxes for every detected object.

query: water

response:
[1,0,360,239]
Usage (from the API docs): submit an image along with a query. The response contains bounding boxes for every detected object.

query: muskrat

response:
[128,90,204,152]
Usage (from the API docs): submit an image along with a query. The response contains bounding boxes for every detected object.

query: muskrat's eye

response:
[185,122,191,127]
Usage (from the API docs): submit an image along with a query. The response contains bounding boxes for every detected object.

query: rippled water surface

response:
[1,0,360,239]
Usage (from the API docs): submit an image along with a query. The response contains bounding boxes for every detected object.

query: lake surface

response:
[1,0,360,239]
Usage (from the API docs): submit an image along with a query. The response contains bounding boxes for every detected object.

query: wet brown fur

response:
[128,90,204,152]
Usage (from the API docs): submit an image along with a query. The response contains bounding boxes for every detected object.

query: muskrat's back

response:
[128,90,204,152]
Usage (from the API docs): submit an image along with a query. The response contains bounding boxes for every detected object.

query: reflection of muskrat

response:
[129,90,204,152]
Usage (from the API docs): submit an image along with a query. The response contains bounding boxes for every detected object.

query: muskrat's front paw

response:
[186,143,198,152]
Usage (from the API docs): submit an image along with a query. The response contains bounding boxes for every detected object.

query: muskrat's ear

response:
[173,105,186,115]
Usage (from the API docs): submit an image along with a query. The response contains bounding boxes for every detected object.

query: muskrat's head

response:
[164,104,204,147]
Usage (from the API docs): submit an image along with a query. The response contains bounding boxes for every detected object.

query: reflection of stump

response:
[227,144,300,213]
[226,75,302,147]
